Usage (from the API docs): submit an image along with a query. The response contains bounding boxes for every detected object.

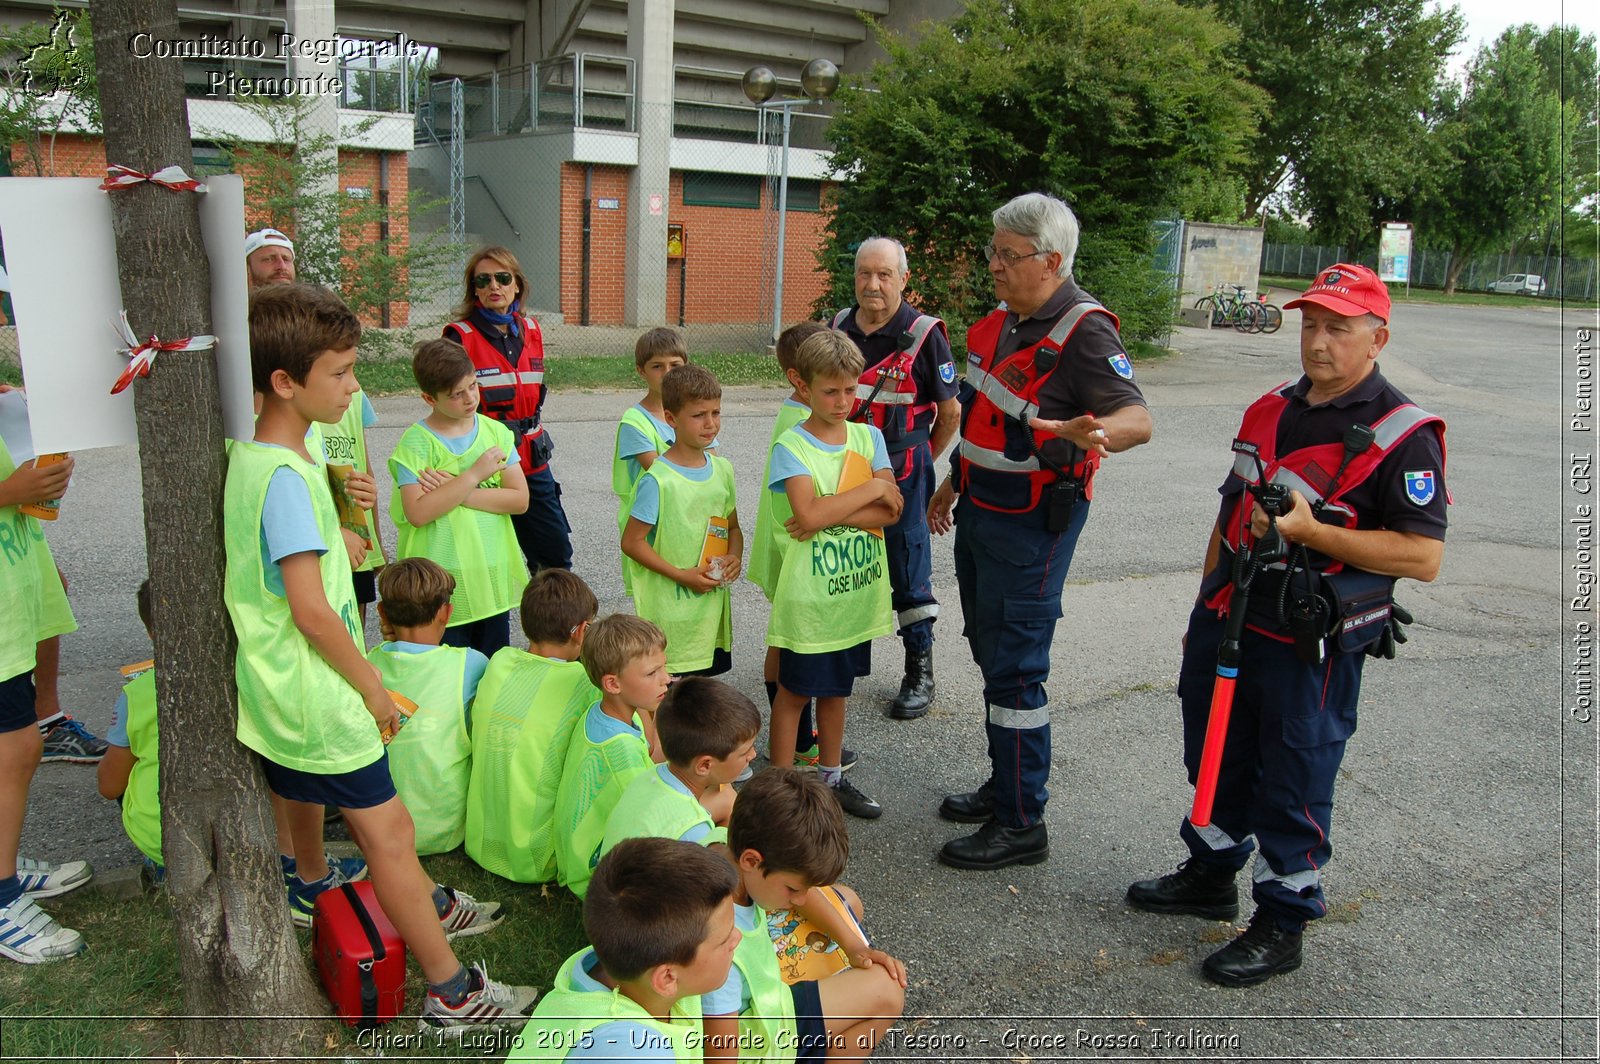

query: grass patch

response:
[1127,339,1176,362]
[1260,274,1552,309]
[0,363,19,387]
[0,851,587,1061]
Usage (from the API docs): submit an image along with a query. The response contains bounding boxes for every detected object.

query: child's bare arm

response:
[0,454,73,508]
[97,746,135,800]
[718,509,744,583]
[782,475,893,537]
[622,516,720,593]
[837,469,903,528]
[280,551,397,731]
[465,459,530,515]
[795,887,909,987]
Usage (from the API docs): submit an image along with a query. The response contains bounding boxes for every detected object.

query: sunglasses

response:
[473,271,515,289]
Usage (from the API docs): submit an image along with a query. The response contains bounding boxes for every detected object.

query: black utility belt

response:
[1249,567,1395,661]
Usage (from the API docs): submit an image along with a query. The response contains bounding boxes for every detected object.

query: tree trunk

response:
[1443,236,1467,295]
[89,1,324,1058]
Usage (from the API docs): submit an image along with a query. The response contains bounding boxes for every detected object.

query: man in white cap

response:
[244,228,296,288]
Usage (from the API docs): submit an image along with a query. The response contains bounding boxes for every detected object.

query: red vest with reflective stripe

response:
[833,309,945,446]
[956,300,1117,513]
[1202,381,1447,611]
[445,316,550,473]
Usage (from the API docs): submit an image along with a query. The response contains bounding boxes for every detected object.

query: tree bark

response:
[1444,236,1467,295]
[89,1,323,1058]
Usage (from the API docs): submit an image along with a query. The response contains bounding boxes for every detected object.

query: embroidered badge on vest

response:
[1404,470,1436,505]
[1108,352,1134,380]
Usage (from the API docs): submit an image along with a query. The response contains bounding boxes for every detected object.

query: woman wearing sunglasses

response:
[444,246,574,573]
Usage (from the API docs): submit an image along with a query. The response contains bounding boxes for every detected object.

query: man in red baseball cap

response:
[1127,262,1451,987]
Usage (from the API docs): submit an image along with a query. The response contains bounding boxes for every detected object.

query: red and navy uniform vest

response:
[1203,380,1447,615]
[955,300,1116,513]
[444,316,550,474]
[832,309,946,452]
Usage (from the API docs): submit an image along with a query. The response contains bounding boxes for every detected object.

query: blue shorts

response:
[779,642,871,699]
[351,569,377,606]
[789,979,829,1063]
[260,751,396,810]
[0,671,36,734]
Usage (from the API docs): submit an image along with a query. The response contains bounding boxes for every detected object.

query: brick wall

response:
[7,136,410,326]
[560,162,832,327]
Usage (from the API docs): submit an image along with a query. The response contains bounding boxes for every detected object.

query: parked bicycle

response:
[1193,284,1283,334]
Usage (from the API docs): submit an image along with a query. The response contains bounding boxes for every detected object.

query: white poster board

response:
[0,174,252,453]
[1378,222,1413,285]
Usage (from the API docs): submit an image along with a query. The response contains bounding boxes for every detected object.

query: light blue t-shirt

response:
[560,949,679,1062]
[653,764,712,845]
[261,461,328,597]
[619,405,722,487]
[628,455,715,527]
[584,701,643,744]
[360,392,377,429]
[376,640,489,731]
[769,424,890,492]
[701,902,761,1018]
[106,690,131,748]
[392,420,486,486]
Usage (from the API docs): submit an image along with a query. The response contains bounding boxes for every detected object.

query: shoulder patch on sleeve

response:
[1403,470,1436,505]
[939,361,956,384]
[1108,352,1134,380]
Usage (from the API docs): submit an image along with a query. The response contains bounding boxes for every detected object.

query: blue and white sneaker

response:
[287,863,362,929]
[280,852,368,889]
[0,894,84,964]
[39,718,108,763]
[15,856,92,899]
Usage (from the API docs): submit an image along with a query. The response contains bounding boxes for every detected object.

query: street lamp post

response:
[743,59,839,346]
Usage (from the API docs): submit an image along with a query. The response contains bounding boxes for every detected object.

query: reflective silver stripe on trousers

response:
[966,363,1039,422]
[1253,856,1320,893]
[856,383,917,404]
[960,439,1040,472]
[987,703,1048,730]
[1191,821,1242,852]
[896,603,939,627]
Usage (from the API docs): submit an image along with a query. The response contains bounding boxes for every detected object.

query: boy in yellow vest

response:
[368,558,483,856]
[749,323,856,776]
[703,769,907,1062]
[555,614,670,898]
[389,339,530,658]
[465,569,600,882]
[599,677,758,858]
[96,581,161,878]
[767,332,900,819]
[227,284,533,1038]
[511,837,741,1062]
[622,364,740,677]
[613,327,689,594]
[0,433,90,963]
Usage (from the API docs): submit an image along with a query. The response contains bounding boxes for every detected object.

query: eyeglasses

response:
[982,244,1048,266]
[473,271,514,289]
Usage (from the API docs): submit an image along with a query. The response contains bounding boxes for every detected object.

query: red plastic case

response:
[312,881,407,1028]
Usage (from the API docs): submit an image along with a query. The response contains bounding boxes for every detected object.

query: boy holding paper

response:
[621,364,740,678]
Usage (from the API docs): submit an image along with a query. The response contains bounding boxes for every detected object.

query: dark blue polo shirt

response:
[837,300,958,451]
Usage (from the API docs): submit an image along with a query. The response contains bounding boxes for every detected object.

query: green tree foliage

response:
[816,0,1263,343]
[1194,0,1463,247]
[201,96,459,323]
[0,8,100,176]
[1530,25,1598,259]
[1416,27,1567,293]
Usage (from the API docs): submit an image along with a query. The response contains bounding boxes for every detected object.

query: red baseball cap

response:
[1284,263,1390,323]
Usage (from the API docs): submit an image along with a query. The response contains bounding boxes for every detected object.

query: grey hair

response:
[992,193,1078,279]
[854,236,909,276]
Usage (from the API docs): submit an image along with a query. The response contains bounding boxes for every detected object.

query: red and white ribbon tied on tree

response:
[99,164,207,194]
[110,311,217,395]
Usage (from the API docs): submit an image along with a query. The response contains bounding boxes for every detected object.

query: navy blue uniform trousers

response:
[953,497,1089,828]
[885,444,938,653]
[1177,603,1362,927]
[512,464,573,572]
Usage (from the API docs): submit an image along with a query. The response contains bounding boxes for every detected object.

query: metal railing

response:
[421,53,637,140]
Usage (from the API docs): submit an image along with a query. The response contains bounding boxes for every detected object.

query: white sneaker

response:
[15,857,92,899]
[439,886,503,940]
[0,894,85,964]
[418,962,537,1041]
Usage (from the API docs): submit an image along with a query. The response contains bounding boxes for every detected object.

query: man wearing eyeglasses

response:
[927,192,1151,870]
[830,237,961,722]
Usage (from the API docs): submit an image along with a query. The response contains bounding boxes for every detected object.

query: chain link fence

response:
[1261,241,1598,301]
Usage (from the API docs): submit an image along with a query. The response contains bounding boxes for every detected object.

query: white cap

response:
[243,228,294,259]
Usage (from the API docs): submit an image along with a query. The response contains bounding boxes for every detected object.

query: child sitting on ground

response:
[704,768,907,1061]
[511,837,741,1061]
[621,364,740,677]
[555,615,670,898]
[367,558,485,855]
[598,677,759,857]
[464,569,600,882]
[97,581,161,876]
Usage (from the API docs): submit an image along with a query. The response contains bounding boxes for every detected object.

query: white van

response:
[1486,273,1546,296]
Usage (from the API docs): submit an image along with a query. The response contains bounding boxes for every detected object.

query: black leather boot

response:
[1126,858,1239,920]
[889,648,934,719]
[1201,910,1303,986]
[938,788,995,823]
[938,820,1049,869]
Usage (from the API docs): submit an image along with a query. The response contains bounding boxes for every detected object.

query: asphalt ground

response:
[17,298,1596,1061]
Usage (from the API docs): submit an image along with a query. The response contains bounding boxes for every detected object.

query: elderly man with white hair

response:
[829,236,960,725]
[927,192,1152,870]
